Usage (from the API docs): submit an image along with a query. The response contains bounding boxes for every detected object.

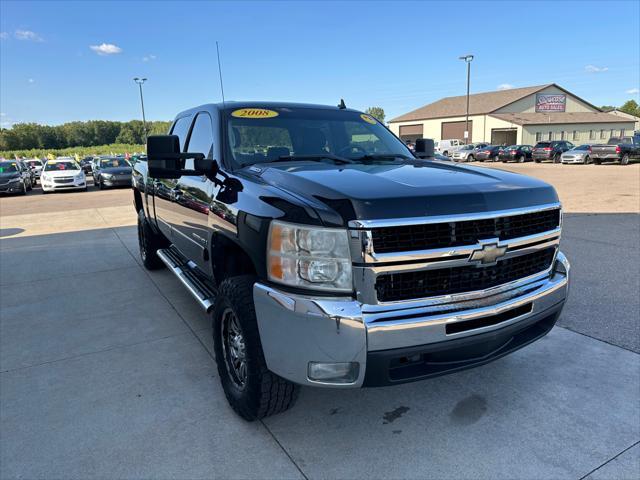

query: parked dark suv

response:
[533,141,574,163]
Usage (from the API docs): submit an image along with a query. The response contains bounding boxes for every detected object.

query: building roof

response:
[389,84,554,123]
[489,112,633,125]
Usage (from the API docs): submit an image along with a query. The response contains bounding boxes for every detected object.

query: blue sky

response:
[1,0,639,127]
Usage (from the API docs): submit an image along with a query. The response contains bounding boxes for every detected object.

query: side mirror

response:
[147,135,209,178]
[414,138,435,159]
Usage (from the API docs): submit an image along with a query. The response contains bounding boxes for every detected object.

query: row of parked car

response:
[0,154,140,195]
[429,134,640,165]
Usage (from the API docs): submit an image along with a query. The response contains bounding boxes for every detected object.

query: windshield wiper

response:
[352,153,414,162]
[273,154,355,164]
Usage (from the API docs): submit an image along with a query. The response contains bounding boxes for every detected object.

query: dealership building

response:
[388,83,637,146]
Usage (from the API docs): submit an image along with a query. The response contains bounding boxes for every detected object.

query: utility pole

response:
[133,77,148,138]
[459,55,474,144]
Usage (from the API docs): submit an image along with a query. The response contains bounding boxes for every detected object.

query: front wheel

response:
[593,158,601,165]
[213,275,300,421]
[553,153,561,164]
[620,154,629,165]
[584,155,591,164]
[467,155,475,162]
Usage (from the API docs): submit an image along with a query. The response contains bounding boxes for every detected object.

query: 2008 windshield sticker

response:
[360,114,377,124]
[231,108,279,119]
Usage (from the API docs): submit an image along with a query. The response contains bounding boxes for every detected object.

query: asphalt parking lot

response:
[1,167,639,479]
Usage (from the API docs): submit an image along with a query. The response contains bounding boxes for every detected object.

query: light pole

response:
[458,54,474,144]
[133,77,148,138]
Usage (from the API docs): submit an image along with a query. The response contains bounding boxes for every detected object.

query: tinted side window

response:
[186,113,215,160]
[170,116,193,152]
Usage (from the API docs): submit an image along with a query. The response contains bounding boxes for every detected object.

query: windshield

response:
[44,161,80,171]
[25,160,42,167]
[535,142,551,148]
[99,158,131,168]
[572,145,589,151]
[0,162,19,173]
[225,107,410,167]
[506,145,518,150]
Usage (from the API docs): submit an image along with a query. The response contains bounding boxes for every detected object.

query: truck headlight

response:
[267,220,352,292]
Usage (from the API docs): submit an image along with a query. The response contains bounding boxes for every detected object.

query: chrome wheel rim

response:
[221,308,247,389]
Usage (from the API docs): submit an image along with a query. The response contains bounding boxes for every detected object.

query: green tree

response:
[116,120,146,144]
[619,100,640,117]
[365,107,385,123]
[148,121,172,136]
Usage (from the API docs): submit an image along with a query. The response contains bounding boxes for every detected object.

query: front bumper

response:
[254,252,570,388]
[41,178,86,191]
[0,181,25,194]
[102,176,132,187]
[561,156,586,164]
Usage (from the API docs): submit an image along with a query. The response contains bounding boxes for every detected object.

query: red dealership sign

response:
[535,94,566,112]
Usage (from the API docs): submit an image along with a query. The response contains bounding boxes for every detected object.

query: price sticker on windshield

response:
[360,114,377,125]
[231,108,279,119]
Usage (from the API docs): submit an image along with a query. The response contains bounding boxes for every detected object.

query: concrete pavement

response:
[1,196,639,479]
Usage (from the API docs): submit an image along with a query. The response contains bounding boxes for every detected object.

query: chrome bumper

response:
[254,252,570,388]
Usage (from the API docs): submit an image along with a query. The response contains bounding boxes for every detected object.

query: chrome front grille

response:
[349,203,562,305]
[54,177,74,184]
[370,208,560,254]
[375,248,555,302]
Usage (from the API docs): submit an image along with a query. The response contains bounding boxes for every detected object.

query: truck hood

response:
[254,161,558,225]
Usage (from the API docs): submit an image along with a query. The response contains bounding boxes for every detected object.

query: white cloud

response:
[89,43,122,55]
[585,64,608,73]
[0,32,8,40]
[15,29,43,42]
[497,83,514,91]
[142,54,156,62]
[626,88,639,95]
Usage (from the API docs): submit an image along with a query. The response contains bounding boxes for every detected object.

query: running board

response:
[156,247,217,313]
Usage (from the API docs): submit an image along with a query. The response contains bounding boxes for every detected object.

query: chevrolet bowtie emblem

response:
[469,242,507,265]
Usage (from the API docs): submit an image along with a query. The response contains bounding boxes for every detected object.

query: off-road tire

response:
[137,210,166,270]
[593,158,601,165]
[212,275,300,421]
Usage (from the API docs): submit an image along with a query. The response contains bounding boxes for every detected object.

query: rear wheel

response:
[137,210,167,270]
[468,154,475,162]
[620,154,629,165]
[584,155,591,165]
[593,158,601,165]
[518,155,525,163]
[553,153,561,163]
[213,275,300,421]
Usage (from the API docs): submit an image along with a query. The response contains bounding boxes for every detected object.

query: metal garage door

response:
[441,120,472,143]
[399,124,423,142]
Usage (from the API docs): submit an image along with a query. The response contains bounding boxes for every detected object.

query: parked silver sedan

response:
[561,144,592,164]
[451,143,489,162]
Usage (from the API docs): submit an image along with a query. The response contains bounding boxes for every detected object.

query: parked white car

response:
[40,158,87,193]
[434,139,463,156]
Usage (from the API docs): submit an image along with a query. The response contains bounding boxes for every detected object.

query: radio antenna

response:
[216,41,226,108]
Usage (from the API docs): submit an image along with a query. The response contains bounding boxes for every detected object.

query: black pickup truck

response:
[590,134,640,165]
[132,102,570,420]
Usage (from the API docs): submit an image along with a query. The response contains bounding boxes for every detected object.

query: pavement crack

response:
[578,440,640,480]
